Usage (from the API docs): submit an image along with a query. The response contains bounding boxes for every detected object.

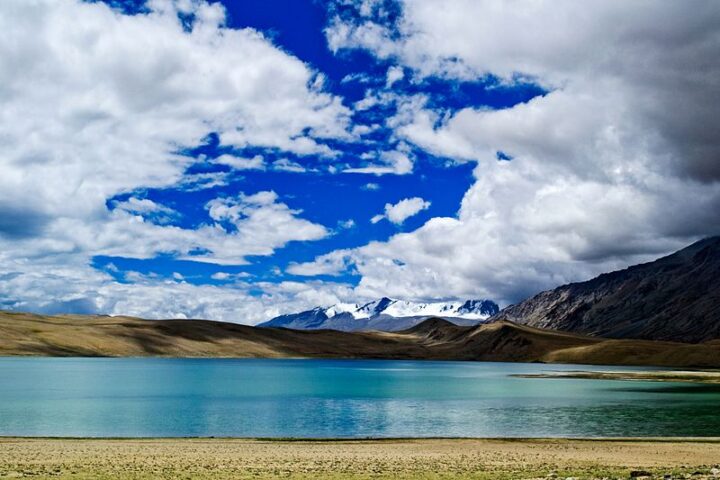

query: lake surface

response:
[1,357,719,437]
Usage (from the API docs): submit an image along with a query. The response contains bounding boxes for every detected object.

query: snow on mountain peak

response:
[323,297,498,321]
[259,297,499,331]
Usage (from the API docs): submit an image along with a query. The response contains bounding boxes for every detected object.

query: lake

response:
[1,357,719,437]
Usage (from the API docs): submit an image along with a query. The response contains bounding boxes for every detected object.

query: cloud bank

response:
[0,0,351,320]
[1,0,719,321]
[298,0,720,304]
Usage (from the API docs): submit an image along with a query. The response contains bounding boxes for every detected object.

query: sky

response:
[0,0,719,324]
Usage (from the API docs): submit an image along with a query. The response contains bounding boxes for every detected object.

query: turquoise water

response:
[1,358,719,437]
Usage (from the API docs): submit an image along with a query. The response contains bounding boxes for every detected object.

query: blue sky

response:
[96,0,544,288]
[0,0,718,323]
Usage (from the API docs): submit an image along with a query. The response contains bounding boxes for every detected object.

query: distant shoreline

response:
[513,370,720,384]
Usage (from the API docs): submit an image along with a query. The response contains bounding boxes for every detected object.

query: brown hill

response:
[400,317,473,343]
[2,311,720,367]
[493,237,720,343]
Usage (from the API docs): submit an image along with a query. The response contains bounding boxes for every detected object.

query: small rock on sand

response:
[630,471,653,479]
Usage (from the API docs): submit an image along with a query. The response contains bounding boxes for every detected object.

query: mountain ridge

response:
[2,311,720,368]
[492,236,720,343]
[2,238,719,365]
[259,297,499,331]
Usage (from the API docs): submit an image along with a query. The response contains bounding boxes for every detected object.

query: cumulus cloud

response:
[371,197,431,225]
[112,197,180,225]
[328,0,720,182]
[338,219,357,230]
[0,189,328,269]
[214,154,266,171]
[203,191,329,261]
[0,0,349,234]
[344,147,414,175]
[287,250,355,277]
[272,158,308,173]
[0,260,356,324]
[210,272,250,281]
[176,172,232,192]
[385,65,404,87]
[3,0,720,322]
[0,0,352,320]
[302,0,720,304]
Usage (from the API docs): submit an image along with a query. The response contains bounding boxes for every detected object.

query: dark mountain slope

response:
[493,237,720,342]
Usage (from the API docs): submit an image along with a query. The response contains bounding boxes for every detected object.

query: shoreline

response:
[3,436,720,441]
[513,369,720,384]
[5,354,720,372]
[2,437,720,479]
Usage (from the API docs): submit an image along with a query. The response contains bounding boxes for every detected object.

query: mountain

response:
[493,237,720,343]
[258,297,500,331]
[3,311,720,368]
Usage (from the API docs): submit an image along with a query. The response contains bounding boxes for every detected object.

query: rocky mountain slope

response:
[2,311,720,367]
[258,297,499,331]
[493,237,720,343]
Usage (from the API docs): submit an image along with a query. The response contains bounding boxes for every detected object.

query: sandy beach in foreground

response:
[1,438,719,479]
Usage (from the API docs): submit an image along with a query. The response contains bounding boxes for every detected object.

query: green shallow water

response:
[1,357,718,437]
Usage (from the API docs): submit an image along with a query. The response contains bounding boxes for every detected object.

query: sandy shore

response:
[1,438,719,479]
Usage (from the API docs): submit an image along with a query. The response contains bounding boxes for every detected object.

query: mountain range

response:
[258,298,499,331]
[1,237,719,367]
[264,237,720,343]
[493,236,720,343]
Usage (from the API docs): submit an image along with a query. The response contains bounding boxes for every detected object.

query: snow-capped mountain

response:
[258,297,499,332]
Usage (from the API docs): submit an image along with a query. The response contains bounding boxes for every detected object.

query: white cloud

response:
[338,219,356,229]
[371,197,431,225]
[176,172,232,192]
[211,271,251,281]
[0,0,349,240]
[0,261,357,324]
[329,0,720,181]
[0,0,353,320]
[201,191,329,261]
[354,93,380,111]
[302,0,720,305]
[0,190,327,268]
[350,124,375,137]
[344,147,414,175]
[286,250,354,277]
[214,154,266,170]
[112,197,179,225]
[3,0,719,322]
[385,65,404,87]
[272,158,307,173]
[340,72,374,84]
